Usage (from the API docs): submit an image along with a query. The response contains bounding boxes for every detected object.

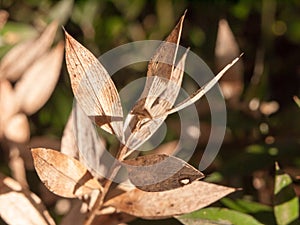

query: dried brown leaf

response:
[168,55,243,114]
[0,21,58,81]
[72,102,111,179]
[123,154,204,192]
[0,173,56,225]
[4,113,30,143]
[123,13,187,152]
[215,19,243,101]
[32,148,103,198]
[14,41,64,115]
[64,30,123,139]
[61,110,79,159]
[0,79,19,138]
[104,180,236,219]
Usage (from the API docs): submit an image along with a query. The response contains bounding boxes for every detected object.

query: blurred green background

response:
[1,0,300,224]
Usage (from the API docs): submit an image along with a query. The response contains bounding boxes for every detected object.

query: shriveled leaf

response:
[176,207,263,225]
[32,148,102,198]
[0,173,56,225]
[0,21,58,81]
[168,54,243,114]
[123,154,204,192]
[14,41,64,115]
[123,13,187,152]
[72,102,113,179]
[64,30,123,139]
[61,110,79,159]
[104,181,236,218]
[125,48,187,154]
[215,19,243,101]
[274,163,299,225]
[4,113,30,143]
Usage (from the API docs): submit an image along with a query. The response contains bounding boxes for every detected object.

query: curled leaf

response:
[167,54,243,114]
[0,173,56,225]
[32,148,102,198]
[64,30,123,139]
[124,12,187,152]
[123,154,204,192]
[104,180,236,219]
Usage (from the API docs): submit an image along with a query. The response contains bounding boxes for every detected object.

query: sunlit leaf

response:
[104,181,236,218]
[274,163,299,225]
[32,148,103,198]
[64,30,123,139]
[60,109,79,159]
[167,54,243,114]
[14,41,64,115]
[72,102,113,179]
[0,173,56,225]
[177,207,263,225]
[123,154,204,192]
[123,12,187,152]
[0,21,58,81]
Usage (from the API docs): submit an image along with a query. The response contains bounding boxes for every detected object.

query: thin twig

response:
[84,144,128,225]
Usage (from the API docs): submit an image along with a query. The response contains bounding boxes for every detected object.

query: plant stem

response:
[84,144,128,225]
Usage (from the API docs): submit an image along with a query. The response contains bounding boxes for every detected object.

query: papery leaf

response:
[0,173,56,225]
[60,109,79,159]
[123,12,187,152]
[72,102,114,179]
[64,30,123,139]
[123,154,204,192]
[123,49,188,154]
[274,163,299,225]
[176,207,263,225]
[215,19,243,101]
[14,41,64,115]
[168,54,243,114]
[104,180,236,219]
[0,21,58,81]
[32,148,102,198]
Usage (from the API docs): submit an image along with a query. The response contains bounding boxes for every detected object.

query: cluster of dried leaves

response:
[1,12,242,225]
[0,16,64,225]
